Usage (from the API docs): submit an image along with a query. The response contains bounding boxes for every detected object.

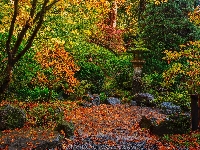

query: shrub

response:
[154,91,190,112]
[28,104,64,127]
[75,62,104,94]
[140,0,200,74]
[54,120,74,139]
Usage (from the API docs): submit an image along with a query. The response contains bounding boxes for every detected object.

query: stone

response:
[54,120,75,139]
[80,93,100,107]
[79,101,93,107]
[130,100,137,106]
[160,102,181,115]
[133,93,155,107]
[132,77,143,94]
[0,104,26,130]
[106,97,121,105]
[91,94,100,106]
[139,114,190,136]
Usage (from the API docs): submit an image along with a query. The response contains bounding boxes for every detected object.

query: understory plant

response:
[162,41,200,94]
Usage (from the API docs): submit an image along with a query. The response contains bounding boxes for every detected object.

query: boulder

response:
[91,94,100,106]
[0,104,26,130]
[54,120,75,139]
[81,93,100,107]
[139,114,190,136]
[133,93,155,107]
[160,102,181,115]
[130,100,137,106]
[106,97,121,105]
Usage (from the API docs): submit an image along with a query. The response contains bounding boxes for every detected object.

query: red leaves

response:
[90,23,126,54]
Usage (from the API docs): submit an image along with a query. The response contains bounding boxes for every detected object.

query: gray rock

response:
[106,97,121,105]
[160,102,181,115]
[91,94,100,106]
[133,93,155,107]
[130,100,137,106]
[0,133,62,150]
[0,104,26,130]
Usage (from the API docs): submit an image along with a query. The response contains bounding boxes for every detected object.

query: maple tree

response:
[0,0,63,96]
[163,41,200,94]
[33,42,79,101]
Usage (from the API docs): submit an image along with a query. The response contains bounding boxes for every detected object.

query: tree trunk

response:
[0,62,14,95]
[109,1,117,28]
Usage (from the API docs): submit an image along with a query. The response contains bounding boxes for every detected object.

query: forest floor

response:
[0,101,200,149]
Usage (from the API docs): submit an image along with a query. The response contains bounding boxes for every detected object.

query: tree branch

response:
[30,0,38,18]
[14,15,44,64]
[12,0,43,55]
[33,0,58,24]
[13,0,59,64]
[6,0,19,60]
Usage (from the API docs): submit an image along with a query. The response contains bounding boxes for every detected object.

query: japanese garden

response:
[0,0,200,149]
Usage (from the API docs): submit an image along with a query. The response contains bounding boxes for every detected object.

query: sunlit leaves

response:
[188,6,200,26]
[163,41,200,93]
[34,42,79,95]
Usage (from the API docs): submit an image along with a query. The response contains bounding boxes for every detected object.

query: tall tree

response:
[0,0,60,95]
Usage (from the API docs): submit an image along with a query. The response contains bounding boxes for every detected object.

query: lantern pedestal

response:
[128,50,147,94]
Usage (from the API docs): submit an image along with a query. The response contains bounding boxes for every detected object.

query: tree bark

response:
[109,1,117,28]
[0,0,59,96]
[0,62,14,95]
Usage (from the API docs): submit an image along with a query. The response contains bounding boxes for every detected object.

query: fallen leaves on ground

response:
[1,100,200,149]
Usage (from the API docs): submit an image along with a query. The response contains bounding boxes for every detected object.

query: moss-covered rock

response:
[54,120,75,139]
[0,105,26,130]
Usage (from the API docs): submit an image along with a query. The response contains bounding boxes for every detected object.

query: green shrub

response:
[99,92,107,104]
[140,0,200,74]
[15,86,58,102]
[29,104,63,127]
[154,91,190,112]
[75,62,104,94]
[54,120,74,139]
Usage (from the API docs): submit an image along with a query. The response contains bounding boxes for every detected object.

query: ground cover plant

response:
[0,0,200,149]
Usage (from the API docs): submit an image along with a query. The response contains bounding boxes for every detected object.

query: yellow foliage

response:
[163,41,200,93]
[188,6,200,26]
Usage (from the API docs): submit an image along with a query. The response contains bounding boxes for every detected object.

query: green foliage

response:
[68,80,92,100]
[75,62,104,94]
[29,104,64,127]
[99,92,107,104]
[162,41,200,94]
[140,0,200,74]
[142,73,163,93]
[154,91,190,111]
[16,87,58,102]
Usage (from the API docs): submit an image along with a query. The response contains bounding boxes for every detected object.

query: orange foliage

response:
[34,42,79,93]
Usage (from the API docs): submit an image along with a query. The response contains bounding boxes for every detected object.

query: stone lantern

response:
[127,49,147,94]
[131,50,146,77]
